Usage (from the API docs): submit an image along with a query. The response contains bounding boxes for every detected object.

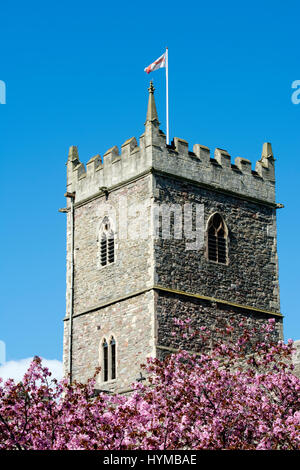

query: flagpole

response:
[166,47,169,145]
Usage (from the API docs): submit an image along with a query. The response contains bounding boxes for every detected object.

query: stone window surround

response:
[98,216,117,269]
[205,212,229,266]
[99,334,118,384]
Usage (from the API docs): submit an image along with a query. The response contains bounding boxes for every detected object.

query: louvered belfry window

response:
[207,213,228,264]
[107,236,114,264]
[100,234,108,266]
[101,337,116,382]
[100,219,115,266]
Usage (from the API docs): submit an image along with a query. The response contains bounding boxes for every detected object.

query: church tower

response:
[62,82,283,393]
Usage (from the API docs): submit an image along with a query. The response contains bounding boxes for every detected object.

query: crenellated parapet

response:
[151,139,276,204]
[66,82,277,206]
[66,136,153,203]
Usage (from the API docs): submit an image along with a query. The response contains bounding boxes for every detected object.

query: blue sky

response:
[0,0,299,373]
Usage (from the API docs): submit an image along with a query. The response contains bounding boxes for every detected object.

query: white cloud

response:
[0,357,63,383]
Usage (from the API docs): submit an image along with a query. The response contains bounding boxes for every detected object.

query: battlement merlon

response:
[66,84,277,206]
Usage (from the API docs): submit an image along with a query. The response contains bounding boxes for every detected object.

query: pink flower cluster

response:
[0,319,299,450]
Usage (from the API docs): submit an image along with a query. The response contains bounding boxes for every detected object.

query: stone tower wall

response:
[154,291,283,359]
[152,170,283,351]
[63,173,155,390]
[153,174,280,313]
[69,174,153,315]
[63,290,155,391]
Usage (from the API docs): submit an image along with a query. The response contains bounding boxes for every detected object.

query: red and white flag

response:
[144,52,166,74]
[144,48,169,145]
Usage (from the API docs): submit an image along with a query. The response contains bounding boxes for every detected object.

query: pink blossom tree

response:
[0,318,299,450]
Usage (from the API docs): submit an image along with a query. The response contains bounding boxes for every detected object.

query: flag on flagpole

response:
[144,52,166,74]
[144,49,169,145]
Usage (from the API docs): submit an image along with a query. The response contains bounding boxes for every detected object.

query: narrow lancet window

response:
[110,337,116,380]
[102,339,108,382]
[101,336,117,383]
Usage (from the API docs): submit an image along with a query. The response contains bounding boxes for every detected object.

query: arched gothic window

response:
[100,217,115,267]
[207,213,228,264]
[101,336,117,382]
